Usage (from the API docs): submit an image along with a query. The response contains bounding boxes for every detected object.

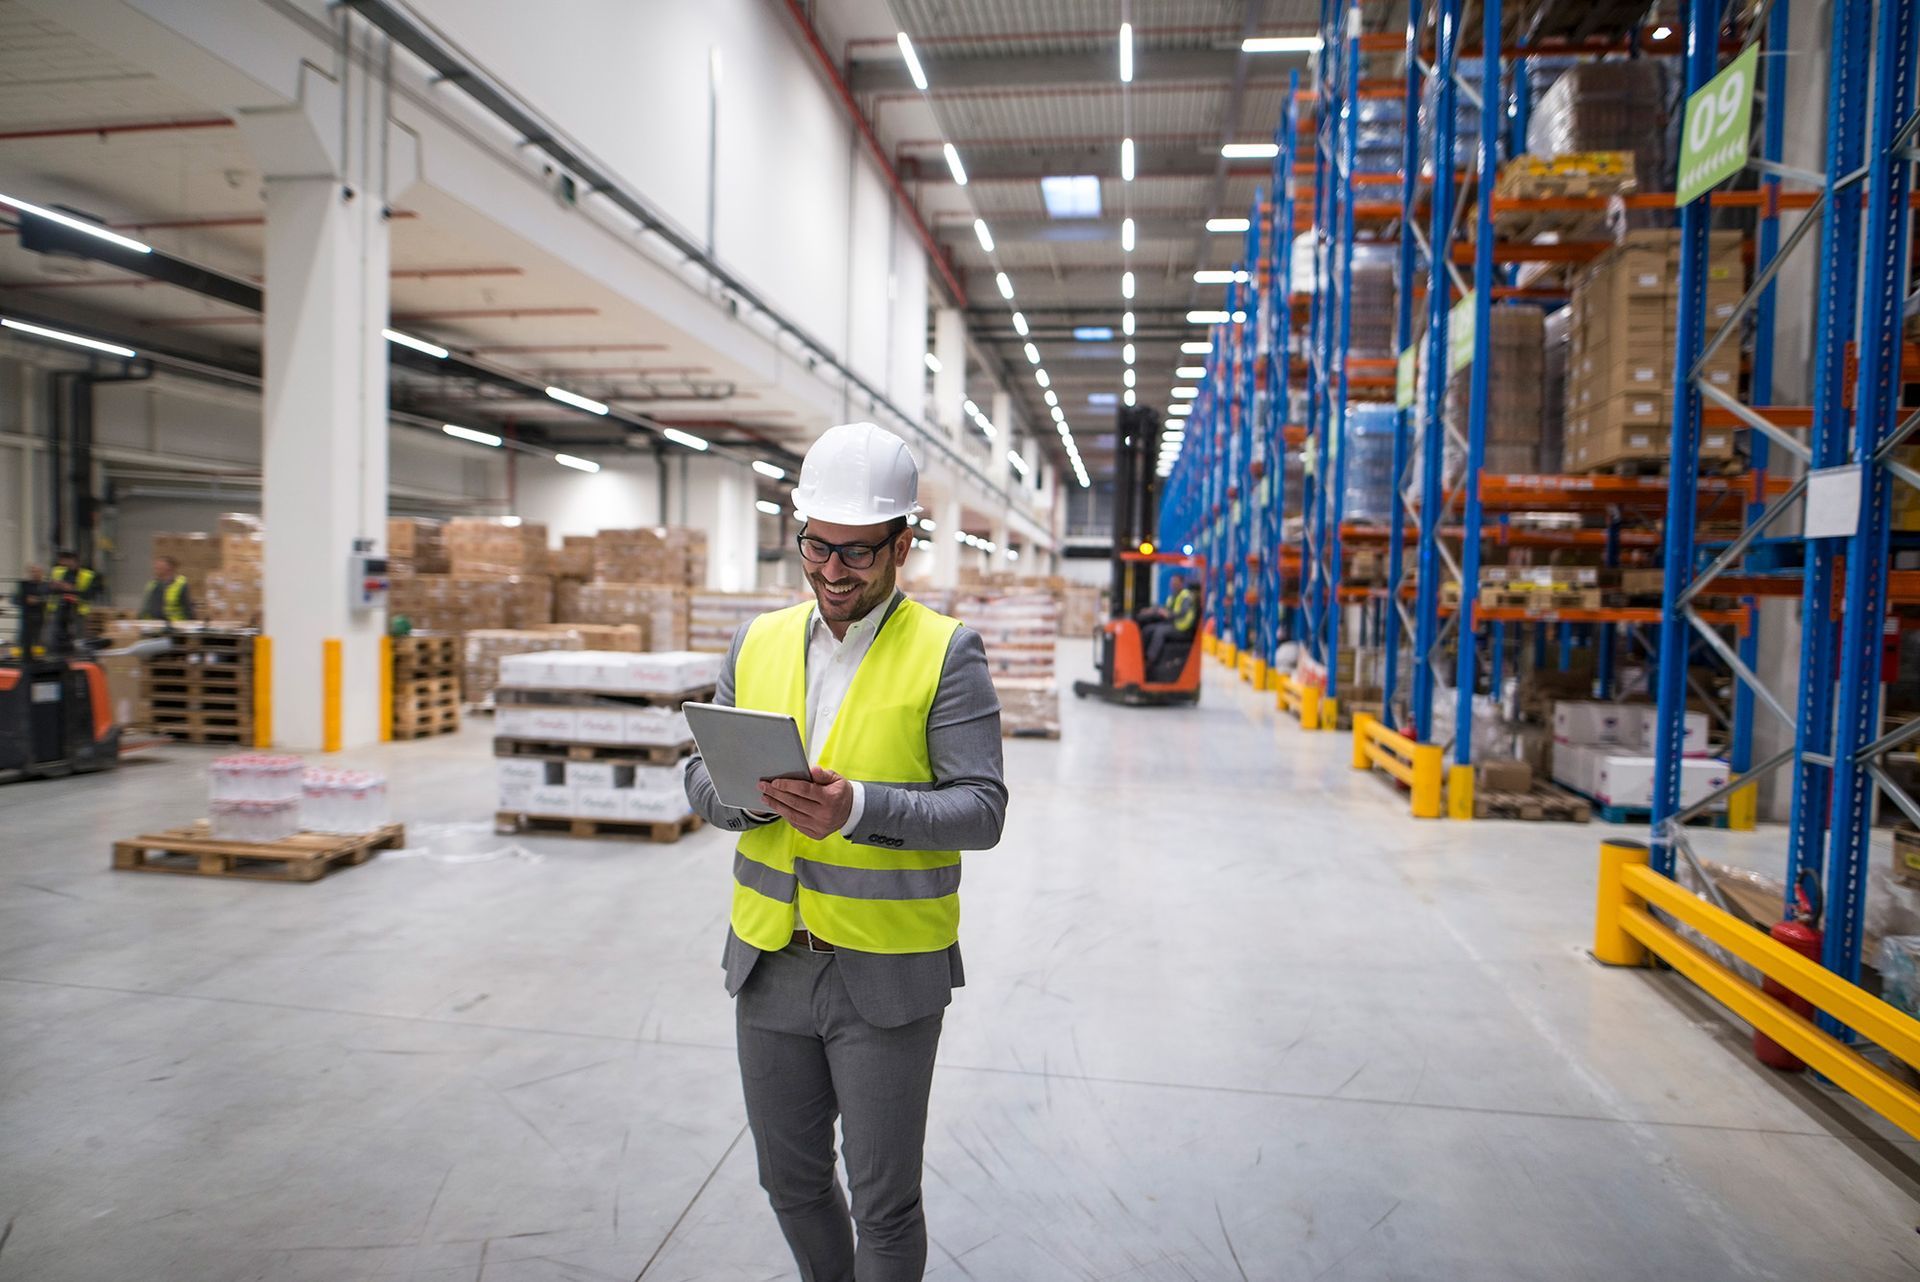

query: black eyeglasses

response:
[797,533,895,570]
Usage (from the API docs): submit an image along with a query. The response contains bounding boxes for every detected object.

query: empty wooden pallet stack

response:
[391,633,462,739]
[137,629,256,745]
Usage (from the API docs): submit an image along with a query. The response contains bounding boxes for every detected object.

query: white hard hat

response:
[791,421,923,526]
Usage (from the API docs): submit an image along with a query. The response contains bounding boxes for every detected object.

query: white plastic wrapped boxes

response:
[497,758,691,823]
[495,703,692,748]
[496,649,722,695]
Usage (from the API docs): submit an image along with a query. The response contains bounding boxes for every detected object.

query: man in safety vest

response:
[49,548,102,615]
[1139,572,1199,670]
[684,421,1006,1282]
[139,555,195,622]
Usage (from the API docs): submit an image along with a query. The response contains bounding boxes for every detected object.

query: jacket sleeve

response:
[682,623,782,834]
[847,625,1007,852]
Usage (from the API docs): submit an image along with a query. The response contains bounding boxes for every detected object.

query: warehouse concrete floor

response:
[4,645,1920,1281]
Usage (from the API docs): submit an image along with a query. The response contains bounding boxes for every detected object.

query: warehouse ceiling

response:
[820,0,1324,480]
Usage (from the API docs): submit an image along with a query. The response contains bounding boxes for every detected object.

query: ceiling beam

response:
[850,47,1306,93]
[908,146,1273,183]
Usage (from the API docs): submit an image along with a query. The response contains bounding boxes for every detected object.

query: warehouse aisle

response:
[3,647,1919,1281]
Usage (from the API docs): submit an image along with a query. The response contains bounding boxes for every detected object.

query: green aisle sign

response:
[1676,45,1758,207]
[1447,292,1476,375]
[1396,346,1417,408]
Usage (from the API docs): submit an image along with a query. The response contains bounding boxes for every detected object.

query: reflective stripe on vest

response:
[729,596,963,955]
[146,576,188,622]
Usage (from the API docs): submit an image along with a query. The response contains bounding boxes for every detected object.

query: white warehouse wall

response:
[513,453,663,543]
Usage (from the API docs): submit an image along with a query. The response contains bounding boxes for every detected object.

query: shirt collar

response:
[809,588,903,642]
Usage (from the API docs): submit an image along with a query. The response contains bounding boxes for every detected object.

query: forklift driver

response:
[1137,573,1199,672]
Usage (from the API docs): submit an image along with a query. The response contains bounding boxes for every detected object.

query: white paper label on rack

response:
[1804,465,1863,539]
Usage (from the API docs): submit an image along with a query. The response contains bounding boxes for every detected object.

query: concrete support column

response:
[990,517,1011,579]
[990,389,1013,442]
[240,63,415,751]
[933,309,966,441]
[929,494,963,589]
[677,455,759,591]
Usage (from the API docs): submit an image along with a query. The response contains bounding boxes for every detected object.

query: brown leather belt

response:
[791,929,835,954]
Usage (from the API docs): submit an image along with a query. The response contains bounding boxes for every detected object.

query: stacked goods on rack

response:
[689,589,809,652]
[592,526,707,586]
[446,517,549,576]
[529,622,644,651]
[1542,307,1571,471]
[1444,307,1546,474]
[137,627,256,744]
[387,574,510,634]
[556,582,690,650]
[1562,231,1744,471]
[954,591,1061,739]
[387,516,449,573]
[1526,61,1675,201]
[389,633,461,739]
[1550,700,1727,822]
[462,629,584,708]
[1340,402,1399,526]
[493,649,721,840]
[1347,243,1399,360]
[551,534,595,579]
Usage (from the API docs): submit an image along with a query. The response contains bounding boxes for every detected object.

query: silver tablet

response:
[684,702,814,811]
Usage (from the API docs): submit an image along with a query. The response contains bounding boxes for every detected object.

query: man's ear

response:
[893,527,913,565]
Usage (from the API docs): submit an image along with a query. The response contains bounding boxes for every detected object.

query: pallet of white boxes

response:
[954,590,1062,739]
[492,649,722,841]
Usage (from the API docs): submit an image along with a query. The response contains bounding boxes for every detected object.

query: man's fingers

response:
[809,766,840,785]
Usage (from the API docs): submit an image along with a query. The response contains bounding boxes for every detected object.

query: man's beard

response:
[811,559,896,621]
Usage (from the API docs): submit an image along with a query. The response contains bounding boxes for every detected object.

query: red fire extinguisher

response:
[1753,869,1823,1072]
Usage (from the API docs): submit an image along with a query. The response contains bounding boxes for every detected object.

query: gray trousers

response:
[735,942,944,1282]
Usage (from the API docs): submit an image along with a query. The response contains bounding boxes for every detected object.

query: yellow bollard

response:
[1351,714,1373,769]
[1275,675,1292,712]
[1410,742,1444,818]
[1726,781,1758,831]
[1300,684,1322,729]
[322,637,343,754]
[1251,658,1269,690]
[1203,634,1217,657]
[379,634,394,743]
[1593,840,1652,966]
[1320,696,1340,732]
[1447,763,1475,819]
[252,635,273,749]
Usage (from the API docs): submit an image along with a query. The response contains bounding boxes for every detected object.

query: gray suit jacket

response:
[683,592,1008,1028]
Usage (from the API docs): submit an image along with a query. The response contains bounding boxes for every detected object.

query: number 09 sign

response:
[1676,45,1758,208]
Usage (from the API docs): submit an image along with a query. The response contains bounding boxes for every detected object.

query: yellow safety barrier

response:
[252,635,273,749]
[379,634,393,744]
[1220,641,1239,667]
[1203,633,1218,657]
[1320,696,1340,732]
[1276,672,1301,715]
[1726,780,1759,831]
[1447,764,1476,820]
[1249,658,1269,690]
[322,637,342,753]
[1595,841,1920,1139]
[1351,712,1444,818]
[1238,652,1257,684]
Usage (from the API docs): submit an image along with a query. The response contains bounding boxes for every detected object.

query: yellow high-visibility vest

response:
[144,576,189,622]
[1171,587,1198,632]
[51,565,96,614]
[730,597,963,955]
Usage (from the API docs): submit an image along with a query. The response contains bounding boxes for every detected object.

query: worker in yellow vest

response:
[139,555,194,622]
[685,421,1006,1281]
[49,548,101,615]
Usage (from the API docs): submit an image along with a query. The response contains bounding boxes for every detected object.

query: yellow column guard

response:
[1352,713,1444,818]
[322,637,342,753]
[251,635,272,749]
[379,634,394,743]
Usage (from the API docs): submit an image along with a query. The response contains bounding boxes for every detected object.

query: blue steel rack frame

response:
[1652,0,1920,999]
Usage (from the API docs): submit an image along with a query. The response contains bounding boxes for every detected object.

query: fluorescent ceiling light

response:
[0,193,152,254]
[1119,21,1133,82]
[1233,310,1247,322]
[1124,388,1137,407]
[554,452,600,473]
[1122,216,1136,252]
[996,271,1014,299]
[1123,311,1135,336]
[545,385,608,414]
[1123,343,1135,365]
[1221,142,1281,159]
[752,460,786,480]
[1035,368,1050,388]
[384,328,448,359]
[963,398,980,416]
[897,32,928,89]
[973,218,995,252]
[1025,342,1041,364]
[943,143,969,186]
[1163,429,1186,441]
[1074,326,1114,341]
[1121,270,1135,299]
[1207,217,1251,233]
[1044,389,1059,407]
[1078,474,1091,488]
[1121,137,1136,182]
[0,316,135,358]
[663,427,709,451]
[1123,368,1136,388]
[920,519,936,532]
[1171,386,1199,399]
[1007,549,1019,562]
[1007,450,1030,476]
[442,423,501,447]
[1193,269,1238,284]
[1039,175,1101,218]
[1056,421,1071,436]
[1168,403,1193,416]
[1051,406,1066,423]
[924,352,942,374]
[1089,392,1118,407]
[1243,35,1322,53]
[978,419,995,439]
[1176,365,1207,378]
[1652,24,1674,39]
[1187,310,1231,324]
[1012,311,1030,336]
[1182,341,1214,354]
[953,530,968,542]
[755,499,781,516]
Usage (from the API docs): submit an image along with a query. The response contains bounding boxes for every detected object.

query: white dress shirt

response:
[804,590,905,837]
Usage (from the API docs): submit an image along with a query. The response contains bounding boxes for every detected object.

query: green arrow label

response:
[1447,292,1476,376]
[1396,346,1417,408]
[1676,45,1757,208]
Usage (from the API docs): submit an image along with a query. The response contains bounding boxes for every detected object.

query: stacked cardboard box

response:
[388,575,508,634]
[502,575,554,629]
[1446,307,1546,474]
[557,582,690,650]
[954,591,1061,738]
[1550,700,1725,812]
[1562,231,1743,471]
[529,622,644,651]
[1060,585,1104,638]
[551,535,595,579]
[593,526,707,587]
[447,518,549,577]
[202,570,262,625]
[151,532,222,586]
[387,517,449,573]
[689,589,808,652]
[461,628,583,706]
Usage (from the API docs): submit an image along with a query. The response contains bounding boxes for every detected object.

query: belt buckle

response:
[806,931,835,954]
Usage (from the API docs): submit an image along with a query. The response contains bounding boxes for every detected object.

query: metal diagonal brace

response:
[1868,762,1920,833]
[1676,472,1811,609]
[1685,608,1796,727]
[1697,381,1813,463]
[1670,745,1797,827]
[1694,190,1826,372]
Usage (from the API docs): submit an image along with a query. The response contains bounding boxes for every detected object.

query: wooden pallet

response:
[112,821,404,882]
[493,684,717,710]
[492,736,692,765]
[392,634,459,670]
[143,725,251,746]
[395,675,460,700]
[1474,783,1592,823]
[494,811,702,843]
[392,704,461,739]
[1557,785,1729,828]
